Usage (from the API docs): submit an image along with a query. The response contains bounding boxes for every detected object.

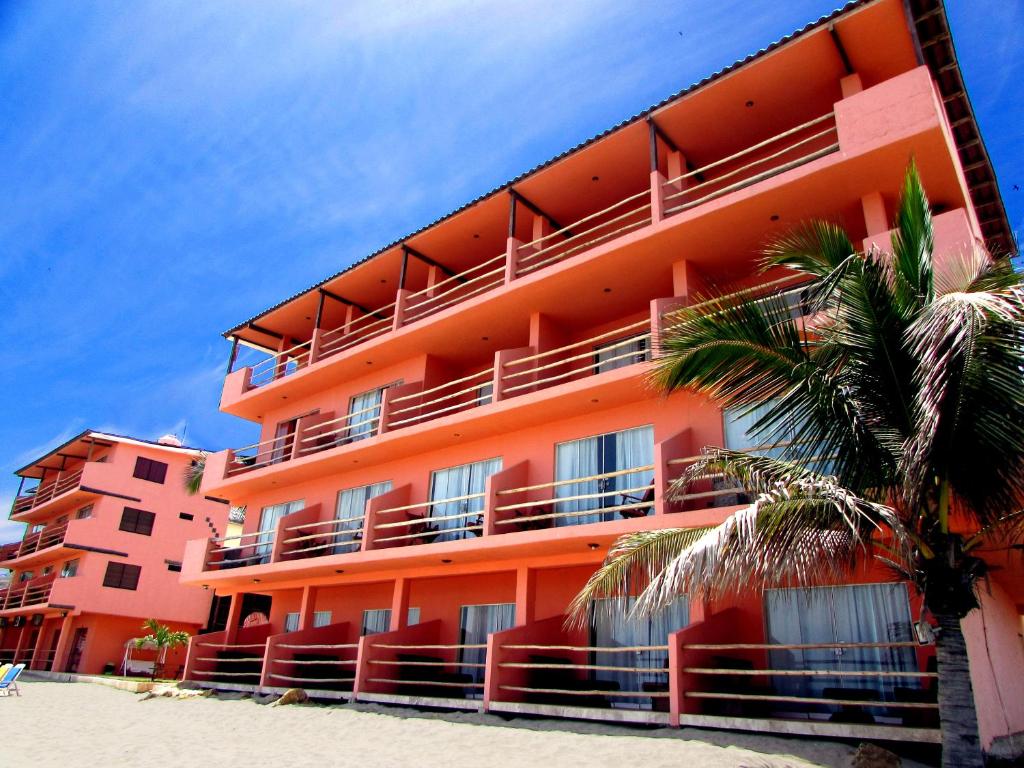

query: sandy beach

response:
[1,680,939,768]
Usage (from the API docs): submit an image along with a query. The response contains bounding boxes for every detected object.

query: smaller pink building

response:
[0,431,230,677]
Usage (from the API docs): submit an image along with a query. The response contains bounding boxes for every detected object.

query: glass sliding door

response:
[459,603,515,687]
[764,583,918,706]
[255,500,304,562]
[554,425,654,526]
[361,607,421,636]
[270,418,298,464]
[594,334,649,374]
[334,481,392,554]
[428,457,502,542]
[591,596,689,707]
[346,387,385,443]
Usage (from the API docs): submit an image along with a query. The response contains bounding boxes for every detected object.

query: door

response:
[459,603,515,688]
[45,628,60,671]
[255,500,304,560]
[65,628,88,673]
[334,482,392,554]
[591,596,689,707]
[428,458,502,541]
[764,583,918,704]
[554,425,654,526]
[270,418,298,464]
[346,387,386,442]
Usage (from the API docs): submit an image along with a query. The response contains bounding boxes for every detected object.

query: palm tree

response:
[184,454,206,496]
[569,165,1023,768]
[135,619,191,680]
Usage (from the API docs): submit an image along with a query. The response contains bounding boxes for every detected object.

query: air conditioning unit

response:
[11,616,25,628]
[30,614,44,627]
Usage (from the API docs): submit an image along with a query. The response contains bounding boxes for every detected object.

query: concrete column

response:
[29,621,49,670]
[515,567,536,626]
[12,624,28,664]
[861,191,889,247]
[298,586,318,630]
[50,614,75,672]
[224,593,244,644]
[840,72,863,98]
[389,578,411,631]
[504,237,522,284]
[650,170,668,223]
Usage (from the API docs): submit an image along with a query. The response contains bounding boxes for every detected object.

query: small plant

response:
[136,619,191,680]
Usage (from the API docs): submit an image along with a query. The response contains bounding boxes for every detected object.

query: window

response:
[102,562,141,590]
[41,566,53,576]
[428,458,502,542]
[333,481,392,554]
[594,333,650,374]
[270,418,299,464]
[75,505,93,520]
[18,571,33,583]
[255,500,304,560]
[591,596,689,707]
[361,607,420,636]
[765,583,917,704]
[284,611,333,633]
[554,425,654,526]
[346,387,385,443]
[119,507,156,536]
[459,604,515,685]
[133,457,167,484]
[178,512,195,521]
[166,561,182,573]
[60,559,79,578]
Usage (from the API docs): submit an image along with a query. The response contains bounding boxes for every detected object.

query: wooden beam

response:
[828,24,853,75]
[403,244,462,282]
[509,189,573,238]
[226,336,240,375]
[246,322,283,341]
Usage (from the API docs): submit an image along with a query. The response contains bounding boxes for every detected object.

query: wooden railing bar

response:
[502,347,650,394]
[502,644,667,652]
[682,641,922,651]
[372,643,487,650]
[389,374,492,415]
[390,368,494,405]
[502,333,650,382]
[684,667,937,679]
[494,482,653,512]
[504,320,649,368]
[498,465,654,495]
[368,678,484,689]
[374,523,481,544]
[404,254,506,301]
[500,685,667,698]
[376,492,485,516]
[374,508,483,530]
[685,691,937,709]
[517,205,651,272]
[403,273,506,321]
[388,393,491,428]
[517,188,652,251]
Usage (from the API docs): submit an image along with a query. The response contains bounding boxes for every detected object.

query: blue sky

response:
[1,0,1020,543]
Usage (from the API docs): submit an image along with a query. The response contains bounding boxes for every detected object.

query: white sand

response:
[2,681,933,768]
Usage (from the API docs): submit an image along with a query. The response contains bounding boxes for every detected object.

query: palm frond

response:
[184,454,206,496]
[889,162,934,315]
[565,527,710,630]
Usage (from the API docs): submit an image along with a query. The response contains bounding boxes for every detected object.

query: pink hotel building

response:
[4,0,1020,759]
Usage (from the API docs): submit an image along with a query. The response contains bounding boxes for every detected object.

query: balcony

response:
[1,573,57,613]
[11,470,84,516]
[7,521,70,567]
[227,70,954,422]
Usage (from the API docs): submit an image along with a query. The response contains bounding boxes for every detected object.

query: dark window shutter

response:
[119,508,155,536]
[103,562,140,590]
[133,457,168,484]
[102,562,124,588]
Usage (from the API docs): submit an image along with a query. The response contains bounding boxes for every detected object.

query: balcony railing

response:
[660,112,839,218]
[493,465,655,532]
[365,638,486,700]
[185,625,272,687]
[385,368,494,431]
[12,470,84,515]
[15,522,69,559]
[234,110,844,394]
[371,491,487,547]
[277,515,364,560]
[264,622,359,691]
[204,528,277,569]
[2,574,56,611]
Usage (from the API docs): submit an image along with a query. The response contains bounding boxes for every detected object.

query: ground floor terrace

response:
[0,611,199,678]
[182,560,1024,755]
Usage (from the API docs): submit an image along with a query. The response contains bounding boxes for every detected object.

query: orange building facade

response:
[180,0,1022,756]
[0,432,230,677]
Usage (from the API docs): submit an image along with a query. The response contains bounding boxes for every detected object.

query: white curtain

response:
[555,426,653,526]
[591,596,689,706]
[459,603,516,685]
[765,583,918,704]
[361,607,421,636]
[594,334,649,374]
[429,458,502,541]
[347,387,384,442]
[334,481,392,553]
[284,610,333,633]
[256,500,304,560]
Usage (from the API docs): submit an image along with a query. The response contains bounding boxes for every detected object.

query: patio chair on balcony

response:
[617,485,655,519]
[408,516,441,545]
[509,505,553,532]
[0,663,26,697]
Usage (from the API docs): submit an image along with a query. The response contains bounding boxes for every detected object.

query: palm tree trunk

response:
[934,610,983,768]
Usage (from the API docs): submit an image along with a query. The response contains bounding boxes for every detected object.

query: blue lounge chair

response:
[0,663,25,697]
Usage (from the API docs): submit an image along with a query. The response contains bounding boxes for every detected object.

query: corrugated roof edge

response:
[14,429,213,477]
[225,0,1012,337]
[223,0,874,337]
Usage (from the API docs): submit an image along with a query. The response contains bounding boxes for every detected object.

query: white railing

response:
[501,319,651,397]
[403,253,507,324]
[205,527,278,568]
[278,516,365,559]
[226,434,297,476]
[294,406,382,457]
[515,193,652,277]
[386,368,494,430]
[372,492,487,545]
[317,300,400,360]
[662,113,839,217]
[494,465,655,530]
[248,340,313,388]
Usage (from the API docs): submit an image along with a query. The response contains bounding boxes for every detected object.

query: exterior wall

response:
[962,579,1024,751]
[58,612,199,676]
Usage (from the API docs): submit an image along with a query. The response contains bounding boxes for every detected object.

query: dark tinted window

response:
[102,562,141,590]
[119,507,155,536]
[133,457,167,484]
